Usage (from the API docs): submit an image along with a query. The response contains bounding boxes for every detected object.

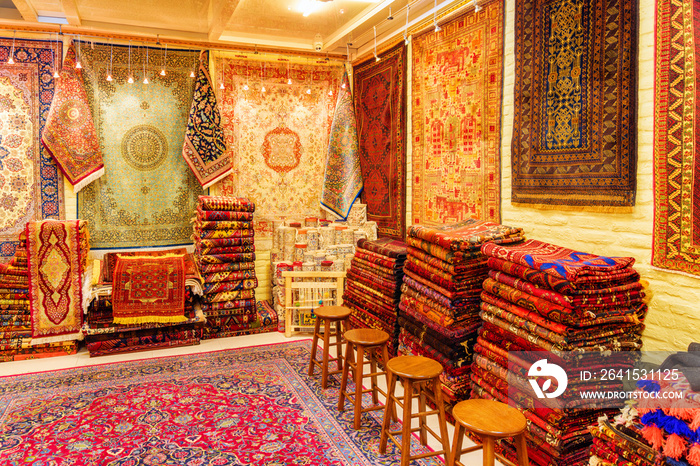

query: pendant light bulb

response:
[143,76,149,84]
[474,2,481,12]
[8,30,15,65]
[306,88,311,94]
[53,70,59,78]
[287,78,292,85]
[219,81,224,90]
[75,61,82,69]
[190,70,195,78]
[261,85,266,92]
[328,89,333,96]
[434,24,441,32]
[160,69,166,76]
[341,82,346,89]
[7,57,14,65]
[127,75,134,84]
[375,55,380,62]
[243,83,249,91]
[106,74,113,82]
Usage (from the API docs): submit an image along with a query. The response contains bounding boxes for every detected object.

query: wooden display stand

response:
[282,271,346,337]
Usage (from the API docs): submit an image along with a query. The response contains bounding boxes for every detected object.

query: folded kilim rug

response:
[0,341,443,465]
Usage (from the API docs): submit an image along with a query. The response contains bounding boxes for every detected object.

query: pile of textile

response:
[0,231,78,361]
[343,238,407,354]
[194,196,271,339]
[588,408,665,466]
[472,239,648,466]
[84,249,205,356]
[398,219,524,406]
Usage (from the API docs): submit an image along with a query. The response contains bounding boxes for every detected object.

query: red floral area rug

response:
[0,341,442,465]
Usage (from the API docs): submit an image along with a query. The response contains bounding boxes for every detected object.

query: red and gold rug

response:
[652,0,700,276]
[26,220,86,343]
[112,255,187,325]
[0,341,443,465]
[411,2,504,226]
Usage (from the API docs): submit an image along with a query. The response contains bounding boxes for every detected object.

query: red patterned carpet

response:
[0,341,442,465]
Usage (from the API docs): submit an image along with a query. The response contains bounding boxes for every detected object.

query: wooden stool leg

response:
[379,371,397,454]
[434,378,451,463]
[400,379,413,466]
[353,344,365,430]
[418,382,428,445]
[482,436,495,466]
[382,344,397,421]
[450,424,465,466]
[321,318,331,388]
[338,342,353,412]
[369,347,379,405]
[335,320,344,373]
[308,317,321,377]
[515,433,529,466]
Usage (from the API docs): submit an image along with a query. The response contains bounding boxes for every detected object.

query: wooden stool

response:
[450,399,529,466]
[338,328,391,430]
[380,355,450,466]
[308,305,352,389]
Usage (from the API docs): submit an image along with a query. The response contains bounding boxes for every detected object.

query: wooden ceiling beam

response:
[10,0,37,22]
[59,0,81,26]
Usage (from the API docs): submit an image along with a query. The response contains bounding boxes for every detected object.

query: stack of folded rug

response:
[472,239,648,466]
[84,249,206,356]
[343,238,407,354]
[194,195,273,338]
[398,219,524,406]
[0,232,78,361]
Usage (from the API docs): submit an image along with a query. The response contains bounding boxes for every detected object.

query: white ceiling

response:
[0,0,470,59]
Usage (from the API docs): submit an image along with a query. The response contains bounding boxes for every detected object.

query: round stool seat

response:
[344,328,389,346]
[314,305,352,320]
[452,399,526,437]
[387,355,443,380]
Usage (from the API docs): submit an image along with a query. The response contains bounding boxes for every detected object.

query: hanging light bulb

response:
[75,37,82,68]
[243,62,249,90]
[328,88,333,96]
[373,26,380,63]
[106,39,113,82]
[160,43,167,76]
[259,61,266,93]
[7,30,15,64]
[219,81,224,90]
[286,60,292,84]
[53,69,59,78]
[404,4,411,45]
[433,0,441,32]
[190,69,195,78]
[306,88,311,94]
[474,0,481,12]
[261,85,266,92]
[127,40,134,83]
[106,74,112,82]
[143,43,149,84]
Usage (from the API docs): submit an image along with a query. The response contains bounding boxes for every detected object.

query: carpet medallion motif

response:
[321,71,363,220]
[411,2,503,226]
[77,43,203,249]
[652,0,700,275]
[0,38,64,263]
[0,341,442,465]
[511,0,638,208]
[354,43,407,239]
[217,55,342,236]
[42,41,104,193]
[26,220,85,343]
[183,51,231,189]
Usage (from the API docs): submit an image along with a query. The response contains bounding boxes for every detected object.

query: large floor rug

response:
[77,42,203,249]
[0,38,64,262]
[652,0,700,276]
[0,341,442,465]
[411,2,504,226]
[511,0,638,209]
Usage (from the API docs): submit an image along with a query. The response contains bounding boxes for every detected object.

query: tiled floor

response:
[0,332,498,465]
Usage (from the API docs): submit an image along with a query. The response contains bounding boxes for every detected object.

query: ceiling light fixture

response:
[474,0,481,13]
[189,53,195,78]
[404,4,410,45]
[106,38,113,82]
[75,37,82,68]
[373,26,380,62]
[287,61,292,85]
[243,62,249,91]
[260,61,266,92]
[387,7,393,20]
[143,44,149,84]
[160,43,167,76]
[127,40,134,83]
[8,30,15,65]
[53,33,60,78]
[433,0,441,32]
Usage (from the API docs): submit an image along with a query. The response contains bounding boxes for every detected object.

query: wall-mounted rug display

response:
[216,54,343,238]
[411,0,504,227]
[0,38,64,263]
[652,0,700,276]
[182,50,231,189]
[78,43,203,249]
[354,43,407,240]
[320,71,363,221]
[42,40,104,193]
[511,0,638,210]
